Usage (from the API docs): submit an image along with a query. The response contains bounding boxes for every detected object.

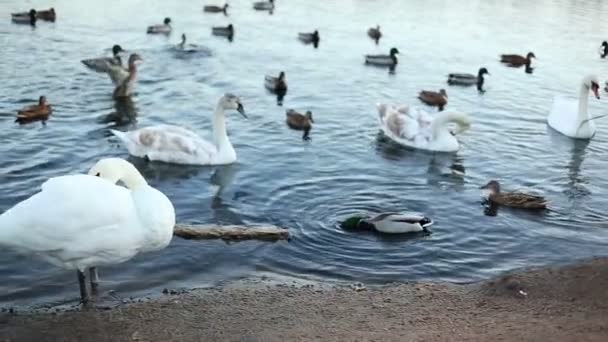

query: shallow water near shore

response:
[1,0,608,307]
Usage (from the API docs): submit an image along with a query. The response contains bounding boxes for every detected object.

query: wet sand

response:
[1,258,607,342]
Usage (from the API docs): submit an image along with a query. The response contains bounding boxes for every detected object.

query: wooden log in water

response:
[174,224,290,242]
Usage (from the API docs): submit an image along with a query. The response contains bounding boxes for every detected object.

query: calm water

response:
[1,0,608,307]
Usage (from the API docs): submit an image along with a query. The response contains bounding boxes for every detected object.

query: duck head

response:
[112,44,125,56]
[164,17,171,25]
[439,89,448,98]
[478,67,490,77]
[480,180,501,195]
[29,9,36,25]
[305,111,314,123]
[38,95,47,106]
[227,24,234,31]
[340,216,374,231]
[128,53,143,65]
[278,71,286,81]
[526,52,536,61]
[390,47,399,56]
[221,93,247,118]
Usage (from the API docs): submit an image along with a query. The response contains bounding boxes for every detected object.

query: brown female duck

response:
[16,96,52,123]
[500,52,535,67]
[418,89,448,111]
[286,109,313,140]
[367,25,381,43]
[481,180,547,209]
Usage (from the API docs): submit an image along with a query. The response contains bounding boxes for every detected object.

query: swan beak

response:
[237,103,247,118]
[593,87,600,99]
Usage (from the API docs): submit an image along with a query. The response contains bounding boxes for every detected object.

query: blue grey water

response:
[1,0,608,307]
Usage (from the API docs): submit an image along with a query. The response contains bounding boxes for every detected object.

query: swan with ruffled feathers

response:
[377,103,471,152]
[111,94,246,165]
[547,74,600,139]
[0,158,175,303]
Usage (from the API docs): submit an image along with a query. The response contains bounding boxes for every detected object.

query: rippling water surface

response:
[1,0,608,306]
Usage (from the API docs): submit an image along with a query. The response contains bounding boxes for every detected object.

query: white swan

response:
[377,104,471,152]
[0,158,175,303]
[111,93,246,165]
[547,74,601,139]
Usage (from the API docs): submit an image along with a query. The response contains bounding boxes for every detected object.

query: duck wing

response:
[494,192,547,208]
[82,57,120,73]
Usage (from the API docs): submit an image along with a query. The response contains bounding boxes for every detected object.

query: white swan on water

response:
[377,104,471,152]
[0,158,175,303]
[111,93,246,165]
[547,74,601,139]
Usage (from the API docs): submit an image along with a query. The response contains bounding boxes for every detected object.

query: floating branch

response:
[174,224,290,242]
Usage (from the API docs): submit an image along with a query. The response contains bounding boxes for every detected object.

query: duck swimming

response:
[365,47,399,67]
[367,25,381,43]
[298,30,319,47]
[265,71,287,92]
[0,158,175,303]
[447,67,489,92]
[601,41,608,58]
[500,52,535,67]
[204,3,229,14]
[81,45,125,73]
[481,180,547,210]
[16,96,52,124]
[377,103,471,152]
[253,0,274,11]
[547,74,600,139]
[212,24,234,39]
[11,9,36,26]
[112,53,143,99]
[286,109,313,140]
[111,94,246,165]
[147,17,172,34]
[341,213,433,234]
[418,89,448,111]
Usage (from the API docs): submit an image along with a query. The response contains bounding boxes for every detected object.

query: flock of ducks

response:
[2,2,606,303]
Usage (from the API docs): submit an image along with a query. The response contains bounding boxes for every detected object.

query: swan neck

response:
[213,103,230,149]
[578,83,590,121]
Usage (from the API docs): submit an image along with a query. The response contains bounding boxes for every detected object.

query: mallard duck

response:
[81,44,125,73]
[481,180,547,209]
[113,54,143,99]
[600,41,608,58]
[500,52,535,67]
[253,0,274,10]
[11,9,36,26]
[16,96,52,123]
[447,67,489,92]
[367,25,381,42]
[212,24,234,38]
[418,89,448,111]
[298,30,319,46]
[204,3,229,14]
[265,71,287,92]
[365,47,399,67]
[286,109,313,140]
[340,213,433,234]
[36,8,55,21]
[147,17,171,34]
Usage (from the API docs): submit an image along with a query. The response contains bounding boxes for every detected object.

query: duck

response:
[298,30,319,46]
[81,44,125,73]
[377,103,471,152]
[418,89,448,111]
[481,180,547,209]
[265,71,288,93]
[253,0,274,11]
[365,47,399,67]
[174,33,208,54]
[367,25,382,42]
[204,3,229,14]
[286,109,314,140]
[11,9,36,26]
[112,53,143,99]
[212,24,234,39]
[111,93,247,165]
[547,74,600,139]
[447,67,490,92]
[601,41,608,58]
[500,52,535,67]
[36,8,56,21]
[147,17,172,34]
[16,96,52,123]
[0,158,175,304]
[340,213,433,234]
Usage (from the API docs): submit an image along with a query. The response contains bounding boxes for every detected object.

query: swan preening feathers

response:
[112,93,246,165]
[547,74,600,139]
[377,103,471,152]
[0,158,175,303]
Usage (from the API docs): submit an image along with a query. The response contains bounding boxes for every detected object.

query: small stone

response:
[162,288,169,294]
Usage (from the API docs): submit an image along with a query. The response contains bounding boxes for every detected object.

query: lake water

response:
[1,0,608,307]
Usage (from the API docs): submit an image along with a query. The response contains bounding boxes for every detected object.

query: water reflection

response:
[98,97,138,127]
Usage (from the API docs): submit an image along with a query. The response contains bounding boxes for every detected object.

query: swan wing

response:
[0,175,141,268]
[548,96,582,137]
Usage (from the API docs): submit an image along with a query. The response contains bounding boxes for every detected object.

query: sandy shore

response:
[1,258,607,342]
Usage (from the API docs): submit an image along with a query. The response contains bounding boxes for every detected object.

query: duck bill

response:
[237,104,247,118]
